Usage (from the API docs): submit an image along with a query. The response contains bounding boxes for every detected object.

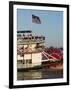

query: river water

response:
[17,68,63,80]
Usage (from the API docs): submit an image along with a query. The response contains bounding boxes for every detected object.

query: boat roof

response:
[17,30,32,33]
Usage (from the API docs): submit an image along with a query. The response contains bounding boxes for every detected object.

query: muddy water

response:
[17,68,63,80]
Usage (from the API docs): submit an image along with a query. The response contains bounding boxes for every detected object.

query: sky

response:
[17,9,63,48]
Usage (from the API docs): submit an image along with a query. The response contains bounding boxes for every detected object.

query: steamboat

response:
[17,30,63,70]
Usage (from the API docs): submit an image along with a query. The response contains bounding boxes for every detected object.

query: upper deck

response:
[17,31,45,45]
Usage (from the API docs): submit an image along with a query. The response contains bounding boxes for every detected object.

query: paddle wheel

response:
[42,49,63,67]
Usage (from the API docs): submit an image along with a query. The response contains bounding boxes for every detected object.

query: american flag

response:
[32,14,41,24]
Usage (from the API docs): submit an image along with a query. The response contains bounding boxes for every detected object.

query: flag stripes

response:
[32,14,41,24]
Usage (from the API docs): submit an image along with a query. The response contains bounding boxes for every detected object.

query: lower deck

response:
[17,59,63,69]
